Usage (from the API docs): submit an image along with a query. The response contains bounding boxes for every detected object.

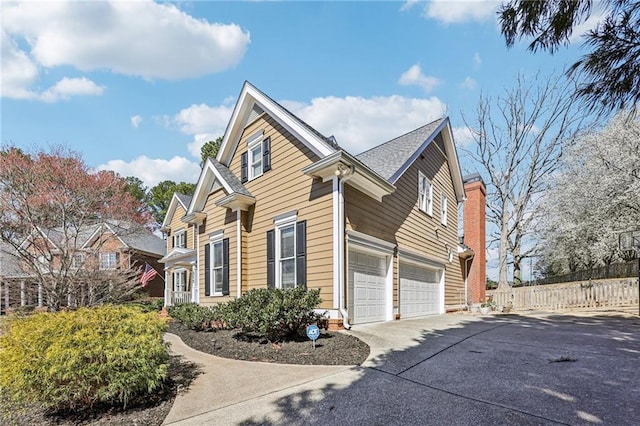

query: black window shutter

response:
[263,137,271,172]
[295,220,307,289]
[222,238,230,296]
[266,229,275,288]
[204,243,211,296]
[241,151,248,183]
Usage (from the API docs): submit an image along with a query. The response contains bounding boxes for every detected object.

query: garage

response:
[348,249,388,324]
[399,262,442,318]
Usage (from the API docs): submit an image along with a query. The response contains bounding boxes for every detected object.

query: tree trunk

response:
[498,212,510,288]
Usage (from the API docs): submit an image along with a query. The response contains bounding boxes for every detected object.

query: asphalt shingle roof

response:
[355,118,445,182]
[209,158,253,197]
[175,193,193,210]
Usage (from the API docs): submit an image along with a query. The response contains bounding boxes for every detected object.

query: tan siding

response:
[345,139,464,311]
[191,114,334,308]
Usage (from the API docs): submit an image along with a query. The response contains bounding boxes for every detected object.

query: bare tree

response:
[463,73,587,287]
[0,146,153,310]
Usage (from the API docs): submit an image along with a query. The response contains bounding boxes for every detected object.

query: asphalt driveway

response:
[164,310,640,425]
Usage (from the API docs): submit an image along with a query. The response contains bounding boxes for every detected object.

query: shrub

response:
[0,305,169,411]
[168,303,219,331]
[220,287,324,342]
[127,298,165,313]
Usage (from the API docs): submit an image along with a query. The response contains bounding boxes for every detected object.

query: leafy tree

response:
[462,72,587,288]
[149,180,196,224]
[0,146,153,311]
[124,176,149,204]
[537,112,640,273]
[200,136,223,166]
[499,0,640,114]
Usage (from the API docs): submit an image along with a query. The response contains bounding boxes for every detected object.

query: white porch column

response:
[191,264,198,303]
[164,270,171,307]
[20,280,26,306]
[332,176,340,309]
[38,282,43,307]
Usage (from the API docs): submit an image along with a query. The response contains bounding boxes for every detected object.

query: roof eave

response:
[215,193,256,211]
[302,151,395,202]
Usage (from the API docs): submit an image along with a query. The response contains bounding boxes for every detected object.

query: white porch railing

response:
[171,291,192,305]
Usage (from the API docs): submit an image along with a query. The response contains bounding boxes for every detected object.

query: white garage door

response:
[348,250,387,324]
[400,262,441,318]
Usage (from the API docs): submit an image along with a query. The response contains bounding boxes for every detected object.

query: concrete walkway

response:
[163,310,640,425]
[162,333,353,425]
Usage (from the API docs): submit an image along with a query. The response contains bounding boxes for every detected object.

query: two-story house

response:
[160,81,486,326]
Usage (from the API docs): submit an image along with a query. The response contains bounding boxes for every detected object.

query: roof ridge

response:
[356,117,444,157]
[246,82,341,151]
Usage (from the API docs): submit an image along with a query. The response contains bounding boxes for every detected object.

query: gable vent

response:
[247,104,264,123]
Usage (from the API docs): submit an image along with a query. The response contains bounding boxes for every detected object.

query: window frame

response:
[173,269,187,292]
[274,213,297,290]
[247,133,264,181]
[418,171,433,216]
[441,192,448,226]
[99,252,119,270]
[71,253,84,269]
[209,232,225,296]
[173,229,186,248]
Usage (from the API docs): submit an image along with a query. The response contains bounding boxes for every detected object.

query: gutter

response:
[337,168,354,330]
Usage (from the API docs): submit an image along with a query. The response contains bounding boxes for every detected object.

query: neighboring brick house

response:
[160,81,486,326]
[0,222,165,311]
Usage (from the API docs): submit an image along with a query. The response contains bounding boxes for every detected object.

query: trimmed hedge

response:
[0,305,169,411]
[219,287,324,342]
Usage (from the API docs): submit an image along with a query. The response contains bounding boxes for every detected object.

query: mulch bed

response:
[0,321,369,425]
[167,321,370,365]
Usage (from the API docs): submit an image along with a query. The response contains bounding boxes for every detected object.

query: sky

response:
[1,0,598,278]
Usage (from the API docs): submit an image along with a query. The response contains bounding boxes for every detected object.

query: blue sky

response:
[2,0,593,187]
[2,1,596,278]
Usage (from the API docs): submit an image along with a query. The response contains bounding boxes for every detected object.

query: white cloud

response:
[460,76,477,90]
[453,126,475,147]
[130,115,143,128]
[39,77,104,102]
[2,0,250,100]
[97,156,201,188]
[398,64,441,92]
[172,103,235,157]
[282,94,447,154]
[400,0,420,12]
[473,52,482,67]
[423,0,497,24]
[569,10,606,44]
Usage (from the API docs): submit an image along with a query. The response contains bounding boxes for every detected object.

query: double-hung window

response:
[99,252,119,270]
[441,193,448,226]
[71,253,84,269]
[241,131,271,183]
[173,230,186,248]
[204,231,229,297]
[279,224,296,289]
[267,212,306,290]
[418,171,433,215]
[173,269,187,292]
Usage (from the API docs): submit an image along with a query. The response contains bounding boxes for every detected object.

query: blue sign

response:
[306,324,320,341]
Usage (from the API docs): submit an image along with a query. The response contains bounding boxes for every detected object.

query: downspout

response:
[465,254,474,309]
[337,165,354,330]
[237,210,242,299]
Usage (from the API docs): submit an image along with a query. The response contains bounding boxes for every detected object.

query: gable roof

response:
[356,118,445,181]
[355,117,466,202]
[217,81,338,167]
[83,222,165,256]
[160,192,192,232]
[188,158,255,214]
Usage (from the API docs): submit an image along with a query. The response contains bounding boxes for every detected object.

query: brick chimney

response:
[463,173,486,304]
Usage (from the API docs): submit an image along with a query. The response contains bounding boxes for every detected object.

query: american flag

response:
[140,263,158,287]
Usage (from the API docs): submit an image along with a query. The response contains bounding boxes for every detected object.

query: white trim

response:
[217,82,335,169]
[346,230,395,255]
[196,224,200,304]
[397,248,445,269]
[275,216,297,289]
[237,210,242,298]
[248,137,263,181]
[332,176,340,310]
[245,130,264,147]
[441,192,448,226]
[273,210,298,225]
[209,231,224,296]
[439,269,446,314]
[418,171,433,216]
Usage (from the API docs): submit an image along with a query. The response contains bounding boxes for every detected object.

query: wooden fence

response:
[488,278,639,311]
